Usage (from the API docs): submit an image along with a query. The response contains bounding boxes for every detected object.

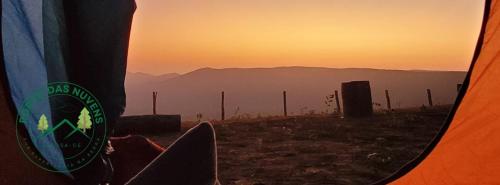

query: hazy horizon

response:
[124,67,466,120]
[127,65,470,76]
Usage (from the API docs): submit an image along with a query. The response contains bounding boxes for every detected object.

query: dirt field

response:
[146,106,449,185]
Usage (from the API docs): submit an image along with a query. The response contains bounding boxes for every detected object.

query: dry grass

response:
[146,106,449,185]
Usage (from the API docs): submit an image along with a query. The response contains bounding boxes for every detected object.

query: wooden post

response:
[341,81,373,117]
[385,90,392,110]
[152,91,157,115]
[283,91,288,117]
[334,90,341,113]
[221,91,225,121]
[427,89,433,107]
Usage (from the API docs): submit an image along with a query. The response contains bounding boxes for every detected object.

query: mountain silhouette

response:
[124,67,466,120]
[125,72,180,86]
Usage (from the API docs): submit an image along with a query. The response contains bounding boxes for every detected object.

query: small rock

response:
[367,153,378,159]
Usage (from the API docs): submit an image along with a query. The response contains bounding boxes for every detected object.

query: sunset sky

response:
[128,0,484,75]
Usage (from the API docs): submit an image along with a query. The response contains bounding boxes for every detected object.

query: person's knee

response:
[193,122,215,138]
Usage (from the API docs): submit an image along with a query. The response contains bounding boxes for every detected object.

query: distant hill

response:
[125,72,180,86]
[124,67,466,120]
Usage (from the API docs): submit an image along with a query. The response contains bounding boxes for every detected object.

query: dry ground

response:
[146,106,449,185]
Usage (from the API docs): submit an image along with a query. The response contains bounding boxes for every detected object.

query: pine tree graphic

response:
[77,107,92,133]
[37,114,49,133]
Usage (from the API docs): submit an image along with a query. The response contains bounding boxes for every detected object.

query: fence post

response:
[283,91,288,117]
[385,90,392,110]
[427,89,433,107]
[221,91,225,121]
[334,90,341,113]
[152,91,157,115]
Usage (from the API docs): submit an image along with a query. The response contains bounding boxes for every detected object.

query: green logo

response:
[16,82,107,172]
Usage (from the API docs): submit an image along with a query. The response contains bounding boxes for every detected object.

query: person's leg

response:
[110,135,165,185]
[62,0,136,184]
[63,0,136,132]
[126,122,219,185]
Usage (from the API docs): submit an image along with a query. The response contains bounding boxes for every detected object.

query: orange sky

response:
[128,0,484,75]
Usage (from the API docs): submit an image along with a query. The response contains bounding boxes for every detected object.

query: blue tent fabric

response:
[1,0,68,173]
[2,0,135,180]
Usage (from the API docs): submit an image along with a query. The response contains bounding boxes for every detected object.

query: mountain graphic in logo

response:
[37,108,92,140]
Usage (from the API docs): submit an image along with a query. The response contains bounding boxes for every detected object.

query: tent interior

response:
[0,0,499,184]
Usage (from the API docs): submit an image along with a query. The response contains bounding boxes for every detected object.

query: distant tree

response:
[324,94,335,113]
[196,113,203,122]
[37,114,49,133]
[233,106,240,117]
[372,102,382,110]
[308,110,316,115]
[77,107,92,133]
[300,106,309,115]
